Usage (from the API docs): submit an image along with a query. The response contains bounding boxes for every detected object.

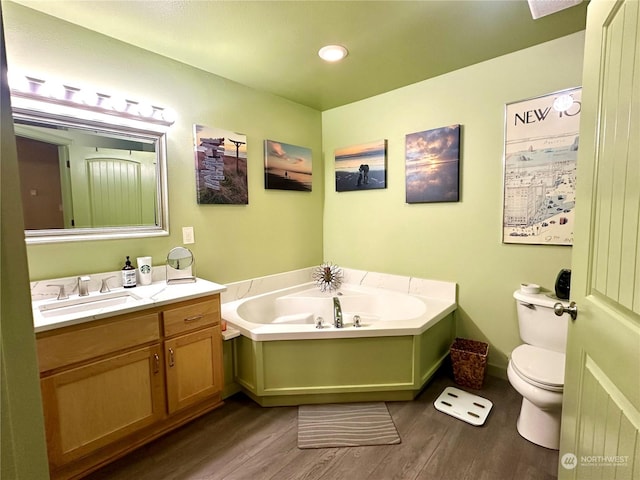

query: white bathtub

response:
[222,281,457,341]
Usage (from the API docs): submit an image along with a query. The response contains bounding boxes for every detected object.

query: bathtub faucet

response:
[333,296,343,328]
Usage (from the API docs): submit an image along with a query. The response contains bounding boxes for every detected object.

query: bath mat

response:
[434,386,493,426]
[297,402,401,449]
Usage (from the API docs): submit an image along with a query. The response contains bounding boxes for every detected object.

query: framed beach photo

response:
[405,125,461,203]
[502,87,581,245]
[264,140,312,191]
[334,139,387,192]
[193,124,248,205]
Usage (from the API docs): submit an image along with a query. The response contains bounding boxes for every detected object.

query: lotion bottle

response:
[122,256,137,288]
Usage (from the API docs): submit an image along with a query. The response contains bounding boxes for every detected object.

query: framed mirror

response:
[12,107,169,244]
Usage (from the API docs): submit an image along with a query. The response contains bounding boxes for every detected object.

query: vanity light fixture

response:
[318,44,349,62]
[8,72,176,126]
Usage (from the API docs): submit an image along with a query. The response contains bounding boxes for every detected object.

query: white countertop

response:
[222,326,240,341]
[33,278,226,333]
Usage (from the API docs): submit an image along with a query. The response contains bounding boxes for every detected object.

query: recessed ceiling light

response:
[318,44,348,62]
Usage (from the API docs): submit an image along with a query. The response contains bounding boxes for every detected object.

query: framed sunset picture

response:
[405,125,461,203]
[264,140,312,191]
[334,139,387,192]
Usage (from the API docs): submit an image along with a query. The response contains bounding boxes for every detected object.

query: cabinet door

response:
[40,344,165,467]
[165,326,223,413]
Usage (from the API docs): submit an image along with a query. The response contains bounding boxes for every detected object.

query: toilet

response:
[507,288,570,450]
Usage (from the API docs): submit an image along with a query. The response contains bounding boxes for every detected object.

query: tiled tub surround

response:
[221,267,457,406]
[31,269,226,332]
[221,267,456,305]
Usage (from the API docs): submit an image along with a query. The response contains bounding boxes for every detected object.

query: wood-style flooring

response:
[87,370,559,480]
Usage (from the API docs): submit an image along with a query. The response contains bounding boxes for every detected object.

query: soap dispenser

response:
[122,256,137,288]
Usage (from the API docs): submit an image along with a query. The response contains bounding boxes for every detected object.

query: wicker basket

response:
[450,338,489,390]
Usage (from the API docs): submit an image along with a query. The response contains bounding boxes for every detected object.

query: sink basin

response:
[37,291,142,318]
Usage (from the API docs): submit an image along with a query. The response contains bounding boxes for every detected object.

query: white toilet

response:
[507,288,570,450]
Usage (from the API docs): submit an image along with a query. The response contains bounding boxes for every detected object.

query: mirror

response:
[12,108,169,244]
[166,247,196,284]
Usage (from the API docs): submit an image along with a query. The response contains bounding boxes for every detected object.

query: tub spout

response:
[333,296,343,328]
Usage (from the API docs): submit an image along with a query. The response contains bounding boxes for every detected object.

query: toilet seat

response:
[511,345,565,392]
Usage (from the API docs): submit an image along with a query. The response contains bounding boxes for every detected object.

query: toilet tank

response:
[513,290,570,353]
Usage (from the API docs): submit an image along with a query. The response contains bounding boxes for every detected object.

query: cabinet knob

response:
[168,348,175,367]
[153,353,160,373]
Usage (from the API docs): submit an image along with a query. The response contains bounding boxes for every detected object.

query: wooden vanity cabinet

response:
[36,294,224,480]
[162,297,224,413]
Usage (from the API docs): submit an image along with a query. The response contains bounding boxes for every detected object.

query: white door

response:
[71,147,157,227]
[86,156,144,227]
[558,0,640,478]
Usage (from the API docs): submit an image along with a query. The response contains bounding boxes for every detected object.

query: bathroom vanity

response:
[32,278,226,480]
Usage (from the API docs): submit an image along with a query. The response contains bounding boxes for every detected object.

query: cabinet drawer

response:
[37,313,160,373]
[162,295,220,337]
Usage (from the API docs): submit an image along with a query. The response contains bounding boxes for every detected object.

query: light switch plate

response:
[182,226,195,244]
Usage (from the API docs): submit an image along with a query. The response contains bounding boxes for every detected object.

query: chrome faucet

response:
[47,284,68,300]
[100,276,115,293]
[78,276,91,296]
[333,296,343,328]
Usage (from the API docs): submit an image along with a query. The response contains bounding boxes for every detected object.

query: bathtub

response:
[223,282,456,341]
[221,269,457,406]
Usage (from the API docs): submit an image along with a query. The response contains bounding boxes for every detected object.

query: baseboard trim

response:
[487,363,507,380]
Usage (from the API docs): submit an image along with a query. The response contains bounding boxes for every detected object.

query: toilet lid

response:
[511,344,565,389]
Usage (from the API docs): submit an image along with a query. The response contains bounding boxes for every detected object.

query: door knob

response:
[554,301,578,320]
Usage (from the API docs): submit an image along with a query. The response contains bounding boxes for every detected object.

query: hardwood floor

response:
[87,371,559,480]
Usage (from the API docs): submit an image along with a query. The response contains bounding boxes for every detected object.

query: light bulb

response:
[51,83,67,100]
[8,72,30,92]
[318,45,348,62]
[161,107,177,123]
[110,96,129,112]
[79,89,100,106]
[137,102,154,117]
[43,81,67,100]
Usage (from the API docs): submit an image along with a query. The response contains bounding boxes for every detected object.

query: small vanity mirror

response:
[166,247,196,284]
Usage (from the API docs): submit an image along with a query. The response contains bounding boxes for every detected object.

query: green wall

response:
[1,8,50,478]
[3,2,324,284]
[321,32,584,373]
